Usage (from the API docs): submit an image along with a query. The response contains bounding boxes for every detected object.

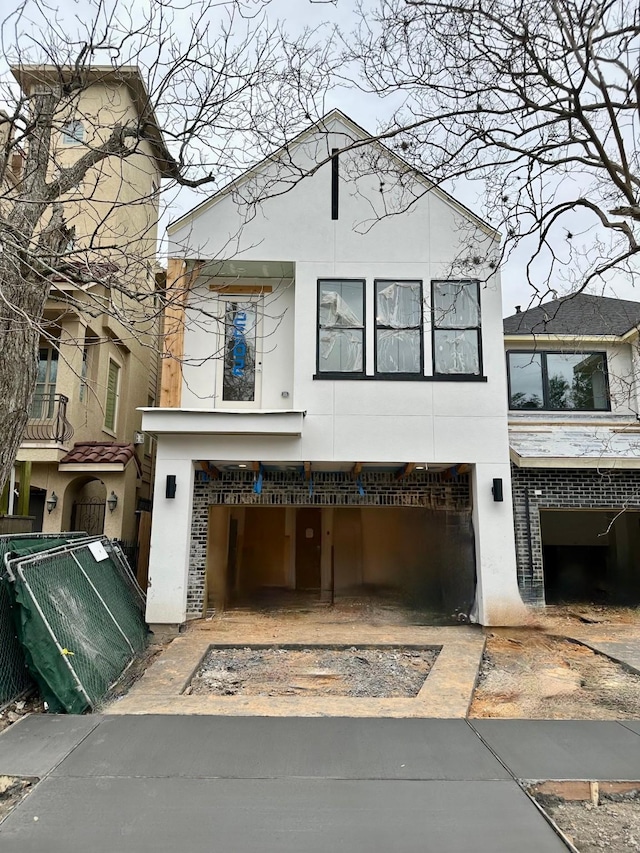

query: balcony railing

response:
[24,393,74,444]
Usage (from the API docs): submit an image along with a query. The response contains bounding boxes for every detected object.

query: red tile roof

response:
[60,441,141,473]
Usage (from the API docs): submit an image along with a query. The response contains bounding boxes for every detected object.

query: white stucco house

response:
[142,110,527,630]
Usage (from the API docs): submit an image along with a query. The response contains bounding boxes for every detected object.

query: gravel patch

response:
[537,793,640,852]
[187,646,440,698]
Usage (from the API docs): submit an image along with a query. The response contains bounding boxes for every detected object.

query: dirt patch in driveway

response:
[186,646,440,697]
[470,629,640,719]
[0,776,34,824]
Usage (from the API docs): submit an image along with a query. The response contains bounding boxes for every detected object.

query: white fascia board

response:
[504,334,622,344]
[139,408,305,436]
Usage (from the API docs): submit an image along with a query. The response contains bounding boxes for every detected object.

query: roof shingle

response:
[504,294,640,336]
[60,441,139,468]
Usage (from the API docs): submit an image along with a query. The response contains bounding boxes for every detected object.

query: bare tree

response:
[0,0,333,492]
[345,0,639,301]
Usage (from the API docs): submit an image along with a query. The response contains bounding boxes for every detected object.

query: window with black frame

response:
[374,280,423,374]
[317,279,365,374]
[432,280,481,375]
[507,351,609,410]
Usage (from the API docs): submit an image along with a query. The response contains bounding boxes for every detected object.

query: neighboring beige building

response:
[2,66,170,555]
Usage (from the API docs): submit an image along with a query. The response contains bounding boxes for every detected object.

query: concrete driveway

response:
[4,715,640,851]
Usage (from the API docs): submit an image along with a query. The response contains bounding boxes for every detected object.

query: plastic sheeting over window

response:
[319,329,363,372]
[377,281,422,327]
[434,330,480,375]
[433,282,479,328]
[375,281,422,374]
[377,330,421,373]
[223,302,257,401]
[318,280,365,373]
[433,281,481,375]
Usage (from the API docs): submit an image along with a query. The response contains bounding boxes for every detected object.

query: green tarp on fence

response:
[0,532,88,708]
[5,535,146,713]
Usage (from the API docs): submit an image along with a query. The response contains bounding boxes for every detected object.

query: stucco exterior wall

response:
[145,114,526,627]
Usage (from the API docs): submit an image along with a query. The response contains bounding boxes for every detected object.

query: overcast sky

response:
[1,0,637,316]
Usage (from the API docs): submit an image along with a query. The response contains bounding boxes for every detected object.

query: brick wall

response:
[187,469,471,616]
[511,465,640,605]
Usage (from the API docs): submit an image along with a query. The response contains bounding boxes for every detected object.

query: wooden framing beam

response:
[208,284,273,294]
[395,462,416,481]
[304,461,311,480]
[16,461,31,516]
[200,461,220,480]
[159,259,204,408]
[251,462,261,473]
[351,462,362,480]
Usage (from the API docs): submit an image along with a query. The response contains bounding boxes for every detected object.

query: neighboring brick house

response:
[2,65,169,554]
[504,294,640,606]
[143,109,527,630]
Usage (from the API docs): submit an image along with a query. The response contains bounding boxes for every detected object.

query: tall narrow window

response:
[31,347,58,418]
[317,280,365,375]
[223,302,258,401]
[104,360,120,431]
[79,347,89,402]
[375,280,423,374]
[432,280,481,375]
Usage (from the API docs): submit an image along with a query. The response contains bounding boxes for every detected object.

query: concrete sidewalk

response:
[2,714,640,852]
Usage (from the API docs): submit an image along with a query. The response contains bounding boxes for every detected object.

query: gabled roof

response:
[168,108,498,238]
[504,294,640,337]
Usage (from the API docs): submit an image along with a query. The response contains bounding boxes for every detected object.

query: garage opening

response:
[205,505,475,621]
[541,509,640,605]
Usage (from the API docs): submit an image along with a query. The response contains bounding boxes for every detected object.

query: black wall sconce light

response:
[46,491,58,513]
[166,475,177,499]
[106,491,118,513]
[492,478,504,502]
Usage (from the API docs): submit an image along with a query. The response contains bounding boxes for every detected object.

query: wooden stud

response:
[528,780,640,802]
[351,462,362,480]
[208,284,273,294]
[457,464,472,475]
[200,461,220,480]
[251,462,261,473]
[0,478,9,515]
[304,461,311,480]
[16,461,31,516]
[395,462,416,481]
[159,259,204,408]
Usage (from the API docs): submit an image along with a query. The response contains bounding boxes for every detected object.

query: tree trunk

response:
[0,269,51,492]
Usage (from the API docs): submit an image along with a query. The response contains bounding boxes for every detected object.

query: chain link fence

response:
[7,536,147,713]
[0,532,89,709]
[0,574,33,707]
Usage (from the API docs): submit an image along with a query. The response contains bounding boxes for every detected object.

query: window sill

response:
[102,426,118,438]
[313,373,488,382]
[509,408,611,414]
